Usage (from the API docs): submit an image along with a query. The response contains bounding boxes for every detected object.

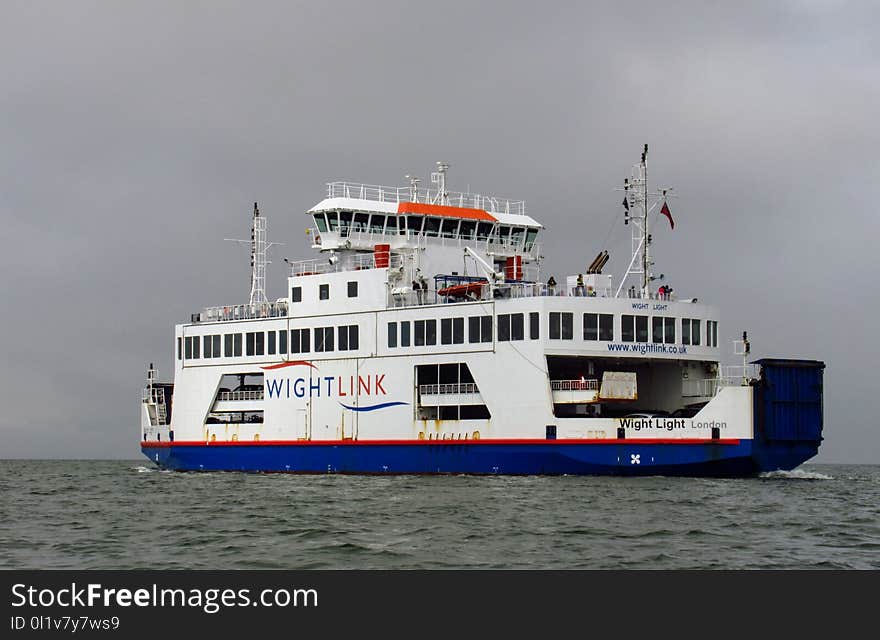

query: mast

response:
[249,202,268,305]
[641,144,649,297]
[614,145,673,299]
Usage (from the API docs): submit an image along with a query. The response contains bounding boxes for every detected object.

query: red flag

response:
[660,202,674,229]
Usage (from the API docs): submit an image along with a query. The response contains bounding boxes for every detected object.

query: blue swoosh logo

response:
[339,401,409,412]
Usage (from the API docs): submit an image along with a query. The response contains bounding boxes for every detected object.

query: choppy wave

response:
[759,469,834,480]
[3,461,878,569]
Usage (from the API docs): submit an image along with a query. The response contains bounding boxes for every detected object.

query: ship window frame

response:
[400,321,411,347]
[622,315,635,343]
[204,335,212,358]
[347,281,358,298]
[452,316,464,344]
[498,314,511,342]
[319,284,329,301]
[234,333,242,357]
[476,222,493,241]
[635,315,648,343]
[177,336,182,361]
[692,319,701,346]
[407,215,424,235]
[441,318,453,345]
[414,320,426,347]
[426,319,437,346]
[268,331,276,355]
[388,322,398,348]
[599,314,613,341]
[652,317,664,344]
[682,318,691,345]
[326,211,339,232]
[524,228,539,252]
[313,213,328,233]
[291,286,302,303]
[530,311,539,339]
[185,336,192,360]
[290,328,310,354]
[511,313,524,341]
[315,327,334,352]
[279,329,287,354]
[664,317,676,344]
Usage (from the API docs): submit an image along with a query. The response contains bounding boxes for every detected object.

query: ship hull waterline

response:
[141,438,818,477]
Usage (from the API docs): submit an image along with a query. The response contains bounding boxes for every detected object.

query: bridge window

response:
[319,284,329,300]
[414,319,437,346]
[584,313,613,341]
[423,217,441,237]
[224,334,233,357]
[268,331,276,355]
[185,336,193,359]
[549,312,573,340]
[338,325,359,351]
[192,336,200,359]
[441,317,465,345]
[440,218,459,238]
[326,211,338,232]
[453,317,464,343]
[279,329,287,354]
[407,215,424,235]
[415,320,426,346]
[347,281,358,297]
[459,220,477,240]
[291,286,302,303]
[476,222,493,241]
[530,312,540,339]
[338,211,352,237]
[204,335,212,358]
[234,333,242,357]
[353,212,369,234]
[524,229,539,252]
[369,214,386,234]
[400,321,411,347]
[498,313,524,341]
[290,328,310,354]
[213,335,221,358]
[441,318,452,344]
[388,322,397,348]
[315,327,334,352]
[692,319,701,346]
[510,227,525,249]
[313,213,328,233]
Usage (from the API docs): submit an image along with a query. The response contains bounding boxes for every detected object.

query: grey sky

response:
[1,1,877,462]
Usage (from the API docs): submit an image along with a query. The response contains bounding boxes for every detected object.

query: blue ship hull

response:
[141,438,818,477]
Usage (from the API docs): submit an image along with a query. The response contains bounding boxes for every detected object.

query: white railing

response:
[550,379,599,391]
[199,302,288,323]
[419,383,480,395]
[217,390,264,401]
[327,181,527,216]
[141,386,166,404]
[288,252,402,277]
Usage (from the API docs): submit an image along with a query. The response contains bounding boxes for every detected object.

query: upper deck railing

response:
[326,181,527,217]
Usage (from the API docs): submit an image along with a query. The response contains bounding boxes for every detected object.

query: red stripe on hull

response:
[142,438,742,449]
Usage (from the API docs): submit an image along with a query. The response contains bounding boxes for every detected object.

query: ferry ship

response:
[141,147,825,476]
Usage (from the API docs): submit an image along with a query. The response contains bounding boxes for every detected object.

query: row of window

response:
[291,281,358,304]
[313,211,539,251]
[182,314,720,360]
[388,313,541,348]
[180,326,359,360]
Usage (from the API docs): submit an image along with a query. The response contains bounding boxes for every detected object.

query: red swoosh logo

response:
[261,360,318,371]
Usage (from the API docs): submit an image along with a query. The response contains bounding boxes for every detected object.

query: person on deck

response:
[547,275,557,296]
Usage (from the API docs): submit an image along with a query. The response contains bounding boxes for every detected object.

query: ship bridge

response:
[306,178,542,261]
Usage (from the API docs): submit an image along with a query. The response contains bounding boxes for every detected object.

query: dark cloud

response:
[1,1,876,461]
